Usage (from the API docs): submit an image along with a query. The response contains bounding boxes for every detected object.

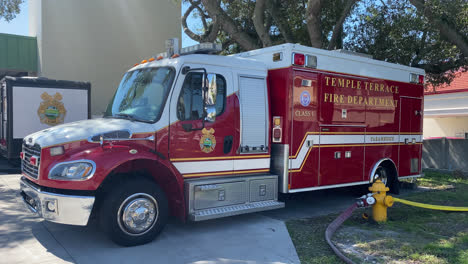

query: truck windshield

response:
[105,67,175,123]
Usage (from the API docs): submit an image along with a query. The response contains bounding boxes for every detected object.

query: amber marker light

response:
[148,58,155,62]
[171,54,180,58]
[133,63,139,67]
[156,56,164,60]
[141,59,148,64]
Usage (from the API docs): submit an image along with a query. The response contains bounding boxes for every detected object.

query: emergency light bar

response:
[180,43,222,55]
[155,40,222,59]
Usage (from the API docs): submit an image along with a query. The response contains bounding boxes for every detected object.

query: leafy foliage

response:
[0,0,23,22]
[346,0,467,86]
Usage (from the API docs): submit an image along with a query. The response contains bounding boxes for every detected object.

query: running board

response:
[191,200,285,221]
[185,174,284,222]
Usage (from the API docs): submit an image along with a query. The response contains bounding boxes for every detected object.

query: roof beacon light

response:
[306,55,317,68]
[410,73,422,84]
[418,75,425,85]
[293,53,305,66]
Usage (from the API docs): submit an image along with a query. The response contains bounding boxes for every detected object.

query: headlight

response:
[50,146,64,156]
[48,160,95,181]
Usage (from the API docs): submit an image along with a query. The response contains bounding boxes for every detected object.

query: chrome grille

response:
[22,142,41,179]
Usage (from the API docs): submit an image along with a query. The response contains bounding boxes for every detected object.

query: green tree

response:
[183,0,467,86]
[346,0,467,86]
[0,0,23,22]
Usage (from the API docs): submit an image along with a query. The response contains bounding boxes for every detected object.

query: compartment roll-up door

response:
[239,76,268,152]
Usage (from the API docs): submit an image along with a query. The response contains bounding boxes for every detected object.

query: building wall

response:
[29,0,181,116]
[423,116,468,139]
[423,91,468,138]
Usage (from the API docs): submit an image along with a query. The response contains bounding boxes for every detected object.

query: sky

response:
[0,1,198,47]
[0,1,29,36]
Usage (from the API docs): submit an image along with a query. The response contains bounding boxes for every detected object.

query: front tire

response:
[99,178,168,246]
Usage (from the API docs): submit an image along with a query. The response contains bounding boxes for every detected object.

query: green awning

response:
[0,33,37,77]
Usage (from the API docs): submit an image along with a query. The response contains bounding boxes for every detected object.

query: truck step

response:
[191,200,285,221]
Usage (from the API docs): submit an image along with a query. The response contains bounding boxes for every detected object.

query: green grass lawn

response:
[286,171,468,264]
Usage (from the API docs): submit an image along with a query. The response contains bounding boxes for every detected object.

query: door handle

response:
[224,136,233,154]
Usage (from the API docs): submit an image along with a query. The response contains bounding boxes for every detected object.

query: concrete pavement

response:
[0,174,300,264]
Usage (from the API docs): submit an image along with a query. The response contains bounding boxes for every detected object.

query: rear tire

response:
[374,166,400,195]
[99,178,168,246]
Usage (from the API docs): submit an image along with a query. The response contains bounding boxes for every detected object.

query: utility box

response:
[0,77,90,160]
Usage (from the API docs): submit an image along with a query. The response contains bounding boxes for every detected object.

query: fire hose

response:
[325,196,468,264]
[393,197,468,211]
[324,203,358,264]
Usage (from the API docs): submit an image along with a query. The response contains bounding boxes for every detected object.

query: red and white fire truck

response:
[19,39,425,246]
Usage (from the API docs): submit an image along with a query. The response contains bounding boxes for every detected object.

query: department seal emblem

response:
[37,92,67,126]
[200,128,216,153]
[300,91,311,107]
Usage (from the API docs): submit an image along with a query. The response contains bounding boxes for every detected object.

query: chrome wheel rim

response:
[117,193,159,236]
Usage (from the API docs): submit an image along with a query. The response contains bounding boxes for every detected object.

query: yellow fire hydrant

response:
[368,179,394,222]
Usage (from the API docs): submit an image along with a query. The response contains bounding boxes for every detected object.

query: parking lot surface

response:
[0,174,300,264]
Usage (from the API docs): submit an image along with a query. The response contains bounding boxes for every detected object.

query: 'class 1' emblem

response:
[37,92,67,126]
[200,128,216,153]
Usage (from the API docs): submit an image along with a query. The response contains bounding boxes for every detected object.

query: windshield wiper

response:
[112,113,152,123]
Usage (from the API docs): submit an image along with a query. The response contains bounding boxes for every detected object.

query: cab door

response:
[168,64,235,178]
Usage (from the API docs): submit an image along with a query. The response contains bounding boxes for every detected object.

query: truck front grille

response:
[22,143,41,179]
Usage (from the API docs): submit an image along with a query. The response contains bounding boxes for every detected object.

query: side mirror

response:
[205,105,216,122]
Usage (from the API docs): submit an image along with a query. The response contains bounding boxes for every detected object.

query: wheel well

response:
[370,159,398,183]
[95,159,185,221]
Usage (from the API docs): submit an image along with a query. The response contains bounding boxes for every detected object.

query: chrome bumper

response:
[19,177,95,226]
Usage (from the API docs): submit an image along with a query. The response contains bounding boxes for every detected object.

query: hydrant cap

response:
[368,179,390,192]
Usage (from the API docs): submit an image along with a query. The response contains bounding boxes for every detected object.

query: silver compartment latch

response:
[259,184,267,196]
[218,189,225,201]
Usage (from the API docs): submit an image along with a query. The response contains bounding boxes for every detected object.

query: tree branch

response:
[306,0,322,48]
[182,0,220,43]
[201,0,259,50]
[266,0,294,43]
[409,0,468,58]
[327,0,358,50]
[182,2,202,42]
[253,0,272,47]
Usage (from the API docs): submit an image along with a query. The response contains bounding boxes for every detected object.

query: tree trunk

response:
[327,0,357,50]
[409,0,468,58]
[253,0,272,47]
[306,0,322,48]
[201,0,259,50]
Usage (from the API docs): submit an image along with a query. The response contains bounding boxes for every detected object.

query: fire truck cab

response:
[19,40,425,246]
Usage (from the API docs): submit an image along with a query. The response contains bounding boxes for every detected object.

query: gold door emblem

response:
[200,128,216,153]
[37,92,67,126]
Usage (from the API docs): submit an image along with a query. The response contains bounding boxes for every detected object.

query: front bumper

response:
[19,177,95,226]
